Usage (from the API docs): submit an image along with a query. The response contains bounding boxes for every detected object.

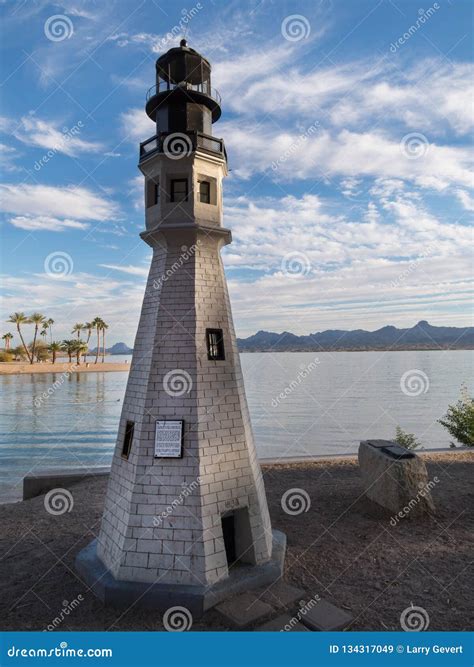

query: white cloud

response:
[0,270,146,346]
[0,184,119,222]
[7,116,103,157]
[100,263,148,277]
[220,192,473,335]
[120,108,155,143]
[222,123,473,189]
[456,189,474,212]
[8,216,88,231]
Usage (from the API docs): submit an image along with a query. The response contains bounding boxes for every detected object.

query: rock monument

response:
[358,439,435,516]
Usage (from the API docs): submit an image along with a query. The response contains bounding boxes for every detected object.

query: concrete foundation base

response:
[75,530,286,617]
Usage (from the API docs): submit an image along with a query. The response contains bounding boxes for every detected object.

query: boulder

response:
[358,440,435,517]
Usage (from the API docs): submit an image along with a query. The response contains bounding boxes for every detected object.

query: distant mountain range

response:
[89,342,133,355]
[95,322,473,355]
[236,321,474,352]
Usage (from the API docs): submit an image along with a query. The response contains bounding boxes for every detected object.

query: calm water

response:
[0,351,472,502]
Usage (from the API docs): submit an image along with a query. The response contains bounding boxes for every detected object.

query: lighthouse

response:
[76,39,285,616]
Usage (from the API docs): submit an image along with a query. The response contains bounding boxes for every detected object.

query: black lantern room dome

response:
[145,39,221,136]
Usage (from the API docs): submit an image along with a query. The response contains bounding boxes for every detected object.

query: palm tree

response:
[101,321,109,363]
[48,341,61,364]
[28,313,45,365]
[61,339,76,363]
[40,323,48,342]
[71,323,84,340]
[83,322,93,344]
[74,340,88,365]
[82,322,93,362]
[92,317,103,364]
[7,313,31,363]
[46,318,54,343]
[2,332,13,350]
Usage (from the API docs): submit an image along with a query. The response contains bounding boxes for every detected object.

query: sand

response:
[0,451,472,631]
[0,361,130,375]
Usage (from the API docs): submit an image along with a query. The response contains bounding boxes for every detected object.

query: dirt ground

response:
[0,452,472,631]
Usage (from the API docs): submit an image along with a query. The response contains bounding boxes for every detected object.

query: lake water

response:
[0,350,472,502]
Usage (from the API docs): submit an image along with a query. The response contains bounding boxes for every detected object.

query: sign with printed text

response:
[154,420,183,458]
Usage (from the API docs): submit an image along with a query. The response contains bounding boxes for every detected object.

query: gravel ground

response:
[0,452,472,632]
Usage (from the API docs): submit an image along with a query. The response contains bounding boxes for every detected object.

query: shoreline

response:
[1,450,471,631]
[2,448,469,507]
[0,361,130,375]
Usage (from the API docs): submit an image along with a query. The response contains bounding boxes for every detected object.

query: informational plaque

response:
[154,420,183,458]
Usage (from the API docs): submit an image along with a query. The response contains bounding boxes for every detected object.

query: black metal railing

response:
[146,81,221,106]
[139,131,226,161]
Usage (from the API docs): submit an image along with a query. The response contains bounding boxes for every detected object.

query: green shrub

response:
[395,426,422,450]
[438,385,474,447]
[0,351,13,362]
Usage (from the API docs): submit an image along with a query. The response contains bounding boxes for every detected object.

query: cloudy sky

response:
[0,0,472,345]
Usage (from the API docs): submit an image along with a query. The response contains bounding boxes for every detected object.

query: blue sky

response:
[0,0,473,345]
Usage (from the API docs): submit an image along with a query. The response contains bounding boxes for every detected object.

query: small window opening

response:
[170,178,188,202]
[199,180,210,204]
[121,420,134,459]
[206,328,225,360]
[221,514,237,565]
[146,180,159,208]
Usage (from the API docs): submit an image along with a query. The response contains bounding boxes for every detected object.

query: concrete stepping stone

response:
[215,592,274,628]
[260,581,306,609]
[299,597,353,631]
[256,613,310,632]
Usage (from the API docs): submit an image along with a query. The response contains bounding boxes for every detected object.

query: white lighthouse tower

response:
[76,40,285,615]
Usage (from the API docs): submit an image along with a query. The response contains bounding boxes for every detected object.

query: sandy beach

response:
[0,451,472,631]
[0,361,130,375]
